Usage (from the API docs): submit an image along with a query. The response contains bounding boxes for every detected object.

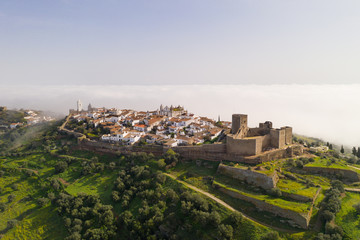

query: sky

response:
[1,0,360,85]
[1,1,360,146]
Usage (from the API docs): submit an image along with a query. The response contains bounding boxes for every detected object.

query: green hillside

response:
[1,118,360,239]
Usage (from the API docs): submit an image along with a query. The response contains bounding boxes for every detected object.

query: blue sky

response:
[1,0,360,85]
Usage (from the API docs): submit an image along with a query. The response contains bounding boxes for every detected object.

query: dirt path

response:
[348,165,360,171]
[345,188,360,193]
[164,173,299,233]
[58,177,70,186]
[19,168,39,175]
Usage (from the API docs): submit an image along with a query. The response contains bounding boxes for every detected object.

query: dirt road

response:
[164,173,299,233]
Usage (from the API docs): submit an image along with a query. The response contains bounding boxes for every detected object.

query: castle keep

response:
[226,114,293,156]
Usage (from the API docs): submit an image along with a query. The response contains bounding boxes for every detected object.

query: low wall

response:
[282,187,321,203]
[303,166,360,182]
[282,192,312,203]
[213,182,311,229]
[217,164,278,190]
[79,139,165,156]
[173,145,303,164]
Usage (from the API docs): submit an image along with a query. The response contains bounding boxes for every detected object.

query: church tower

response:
[77,100,83,112]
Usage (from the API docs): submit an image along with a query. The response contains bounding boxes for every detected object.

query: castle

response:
[226,114,292,156]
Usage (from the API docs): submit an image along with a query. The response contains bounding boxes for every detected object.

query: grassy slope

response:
[335,192,360,239]
[168,161,313,232]
[0,156,67,239]
[306,157,360,174]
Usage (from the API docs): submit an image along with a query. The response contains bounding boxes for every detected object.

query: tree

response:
[218,224,233,239]
[321,210,335,221]
[357,147,360,158]
[109,162,116,170]
[55,161,68,173]
[340,145,344,154]
[229,211,243,227]
[331,180,345,193]
[329,144,333,150]
[261,231,280,240]
[352,147,357,156]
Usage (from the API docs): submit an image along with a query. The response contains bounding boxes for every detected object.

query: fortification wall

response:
[303,166,360,182]
[79,139,165,156]
[213,182,311,229]
[281,187,321,203]
[217,164,278,190]
[247,145,303,162]
[226,136,261,156]
[261,134,271,150]
[281,192,312,203]
[270,129,286,149]
[284,127,292,145]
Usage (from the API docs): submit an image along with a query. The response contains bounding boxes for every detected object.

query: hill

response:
[0,119,359,239]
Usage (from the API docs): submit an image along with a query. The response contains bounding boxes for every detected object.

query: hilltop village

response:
[69,100,230,147]
[66,100,301,163]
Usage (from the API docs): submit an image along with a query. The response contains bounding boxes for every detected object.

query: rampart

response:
[217,164,278,190]
[79,138,165,156]
[303,166,360,182]
[213,182,312,229]
[282,187,321,203]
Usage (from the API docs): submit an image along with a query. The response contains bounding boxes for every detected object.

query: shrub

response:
[7,219,18,229]
[37,197,49,207]
[261,231,280,240]
[109,162,116,170]
[8,194,15,203]
[55,161,68,173]
[157,159,166,169]
[11,184,18,191]
[353,202,360,214]
[296,160,304,168]
[269,188,282,197]
[48,192,56,201]
[0,202,6,212]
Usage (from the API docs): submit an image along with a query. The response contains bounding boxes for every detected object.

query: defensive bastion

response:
[173,114,302,163]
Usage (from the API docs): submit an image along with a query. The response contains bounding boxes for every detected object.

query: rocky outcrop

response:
[217,164,278,190]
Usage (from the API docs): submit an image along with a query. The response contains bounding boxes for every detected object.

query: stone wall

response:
[284,127,292,145]
[270,129,286,149]
[217,164,278,190]
[226,136,261,156]
[79,139,165,156]
[213,182,312,229]
[282,187,321,203]
[303,166,360,182]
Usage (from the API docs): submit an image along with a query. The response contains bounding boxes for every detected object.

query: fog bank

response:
[0,84,359,147]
